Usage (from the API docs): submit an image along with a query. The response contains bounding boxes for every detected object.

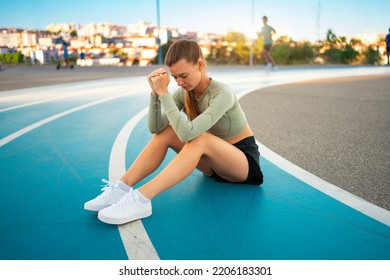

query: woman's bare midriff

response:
[226,124,254,145]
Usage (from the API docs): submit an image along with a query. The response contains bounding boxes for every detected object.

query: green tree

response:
[234,43,251,64]
[362,46,382,65]
[271,42,291,64]
[225,32,246,43]
[270,39,315,65]
[207,45,231,65]
[204,32,250,65]
[70,30,78,37]
[322,29,359,64]
[323,48,343,63]
[326,29,339,44]
[342,44,359,64]
[0,53,24,64]
[324,43,359,64]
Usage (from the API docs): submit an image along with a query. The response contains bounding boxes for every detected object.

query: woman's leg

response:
[119,125,213,186]
[85,126,186,212]
[119,125,184,186]
[138,132,249,199]
[261,49,269,64]
[266,50,275,66]
[96,130,227,224]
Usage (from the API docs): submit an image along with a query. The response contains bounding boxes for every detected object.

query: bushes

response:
[205,30,383,66]
[0,52,24,64]
[207,40,315,65]
[272,41,315,65]
[207,44,252,65]
[362,46,382,65]
[323,44,359,64]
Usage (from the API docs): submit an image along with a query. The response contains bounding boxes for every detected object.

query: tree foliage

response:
[362,46,382,65]
[322,29,359,64]
[205,32,250,65]
[2,29,384,66]
[323,45,359,64]
[69,30,78,37]
[272,39,315,65]
[0,53,24,64]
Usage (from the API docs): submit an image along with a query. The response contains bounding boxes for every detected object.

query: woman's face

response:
[168,59,202,92]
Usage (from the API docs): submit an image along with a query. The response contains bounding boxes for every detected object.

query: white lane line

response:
[0,76,146,102]
[108,107,160,260]
[0,87,120,113]
[0,91,140,148]
[0,80,148,113]
[0,83,101,102]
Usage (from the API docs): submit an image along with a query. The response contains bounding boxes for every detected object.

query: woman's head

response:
[165,39,205,67]
[164,39,207,89]
[165,39,207,120]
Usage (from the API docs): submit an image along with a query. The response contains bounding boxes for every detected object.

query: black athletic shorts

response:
[263,44,272,51]
[211,136,263,185]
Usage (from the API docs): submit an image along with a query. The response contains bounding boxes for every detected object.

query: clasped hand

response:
[148,68,170,96]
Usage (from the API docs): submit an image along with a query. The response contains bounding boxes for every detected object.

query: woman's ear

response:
[198,59,204,71]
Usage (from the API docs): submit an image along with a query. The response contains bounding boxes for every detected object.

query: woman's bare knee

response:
[185,133,215,152]
[153,126,184,152]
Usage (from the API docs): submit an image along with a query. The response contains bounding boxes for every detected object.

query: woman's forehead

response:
[168,59,194,75]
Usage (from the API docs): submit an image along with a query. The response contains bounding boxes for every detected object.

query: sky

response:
[1,0,389,42]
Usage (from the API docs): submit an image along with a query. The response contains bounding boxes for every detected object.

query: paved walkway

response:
[0,65,160,92]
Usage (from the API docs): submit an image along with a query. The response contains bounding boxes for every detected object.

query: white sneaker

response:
[84,179,129,211]
[98,189,152,225]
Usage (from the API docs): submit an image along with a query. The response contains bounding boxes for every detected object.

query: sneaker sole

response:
[84,203,107,212]
[97,210,152,225]
[84,191,128,212]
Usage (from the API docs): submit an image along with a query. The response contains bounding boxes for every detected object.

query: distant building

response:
[0,28,23,48]
[47,23,79,33]
[38,36,54,49]
[0,46,10,54]
[22,31,37,47]
[126,21,152,37]
[153,27,173,45]
[1,21,222,66]
[77,23,125,38]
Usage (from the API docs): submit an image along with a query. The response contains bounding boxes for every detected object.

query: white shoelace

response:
[113,188,140,210]
[98,179,120,198]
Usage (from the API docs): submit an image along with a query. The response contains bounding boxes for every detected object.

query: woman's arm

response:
[158,90,235,142]
[148,89,184,134]
[147,68,172,133]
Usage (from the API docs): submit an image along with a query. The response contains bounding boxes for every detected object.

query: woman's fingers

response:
[149,68,167,78]
[150,72,170,95]
[148,68,169,96]
[150,72,169,83]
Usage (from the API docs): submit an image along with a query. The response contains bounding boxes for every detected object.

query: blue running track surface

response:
[0,67,389,260]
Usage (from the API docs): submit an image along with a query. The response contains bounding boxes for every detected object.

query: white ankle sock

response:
[117,180,131,192]
[135,189,150,203]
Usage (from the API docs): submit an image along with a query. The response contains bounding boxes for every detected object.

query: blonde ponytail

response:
[184,91,200,121]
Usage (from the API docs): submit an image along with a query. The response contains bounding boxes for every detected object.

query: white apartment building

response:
[0,28,22,48]
[0,21,205,66]
[22,31,37,47]
[47,23,80,33]
[78,23,126,38]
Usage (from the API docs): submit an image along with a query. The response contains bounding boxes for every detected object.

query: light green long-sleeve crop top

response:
[148,79,248,142]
